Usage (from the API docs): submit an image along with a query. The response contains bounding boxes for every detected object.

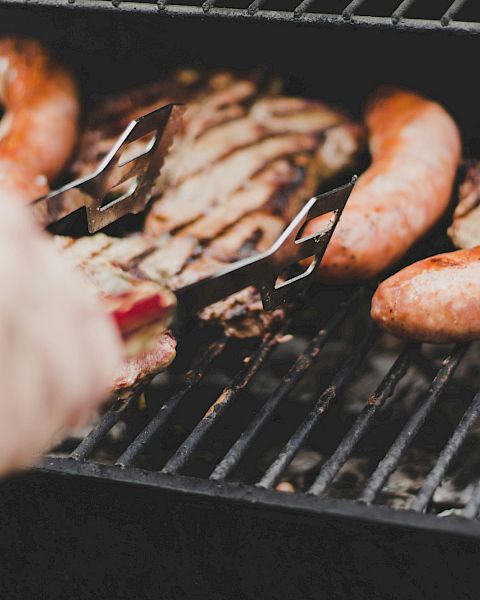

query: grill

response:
[1,2,480,599]
[3,0,480,36]
[40,287,480,521]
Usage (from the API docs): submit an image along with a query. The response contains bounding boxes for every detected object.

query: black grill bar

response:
[257,322,379,490]
[442,0,469,26]
[209,291,360,481]
[70,397,132,461]
[247,0,265,16]
[4,1,480,35]
[391,0,418,24]
[115,337,227,468]
[411,390,480,513]
[161,324,287,475]
[202,0,217,13]
[308,346,415,496]
[359,343,469,505]
[293,0,315,18]
[343,0,368,20]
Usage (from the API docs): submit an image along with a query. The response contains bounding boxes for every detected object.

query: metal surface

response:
[175,179,355,314]
[31,103,183,233]
[2,0,480,36]
[37,287,480,534]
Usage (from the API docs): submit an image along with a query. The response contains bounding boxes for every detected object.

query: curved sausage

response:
[304,87,461,281]
[0,36,80,199]
[371,248,480,343]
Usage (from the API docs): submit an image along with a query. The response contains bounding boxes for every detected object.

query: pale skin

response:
[0,194,123,476]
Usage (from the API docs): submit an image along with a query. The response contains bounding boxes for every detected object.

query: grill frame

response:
[2,0,480,36]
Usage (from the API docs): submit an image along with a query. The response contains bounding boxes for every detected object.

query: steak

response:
[55,234,178,395]
[72,70,364,338]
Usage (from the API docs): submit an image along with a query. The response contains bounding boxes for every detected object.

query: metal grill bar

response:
[2,1,480,36]
[343,0,368,20]
[294,0,315,18]
[359,344,469,505]
[441,0,469,26]
[209,292,359,481]
[202,0,217,12]
[161,324,287,475]
[257,322,379,490]
[391,0,418,24]
[308,347,414,496]
[247,0,266,15]
[115,337,227,467]
[411,390,480,513]
[70,398,131,461]
[463,475,480,519]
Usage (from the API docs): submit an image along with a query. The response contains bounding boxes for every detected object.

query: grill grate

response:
[39,282,480,534]
[2,0,480,35]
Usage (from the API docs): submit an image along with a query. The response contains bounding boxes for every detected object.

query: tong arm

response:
[175,177,356,314]
[31,103,184,233]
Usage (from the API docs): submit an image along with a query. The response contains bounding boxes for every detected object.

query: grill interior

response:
[3,0,480,535]
[45,278,480,519]
[2,4,480,599]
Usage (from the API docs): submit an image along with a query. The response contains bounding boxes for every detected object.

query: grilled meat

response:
[371,248,480,343]
[448,161,480,249]
[73,71,364,337]
[305,87,462,281]
[55,234,177,392]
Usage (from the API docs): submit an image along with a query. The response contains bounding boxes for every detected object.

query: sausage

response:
[0,37,80,200]
[371,248,480,343]
[304,87,461,281]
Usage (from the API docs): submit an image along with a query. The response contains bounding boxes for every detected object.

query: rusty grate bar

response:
[359,344,469,505]
[209,291,361,481]
[411,389,480,512]
[115,337,227,467]
[257,322,379,490]
[307,346,415,496]
[161,323,288,475]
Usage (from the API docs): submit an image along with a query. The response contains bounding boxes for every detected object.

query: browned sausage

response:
[0,37,80,201]
[304,87,461,281]
[371,248,480,343]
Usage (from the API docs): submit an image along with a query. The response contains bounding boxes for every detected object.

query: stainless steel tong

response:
[31,103,184,233]
[31,99,355,315]
[175,177,356,315]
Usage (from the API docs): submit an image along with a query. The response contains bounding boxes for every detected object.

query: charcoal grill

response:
[1,2,480,599]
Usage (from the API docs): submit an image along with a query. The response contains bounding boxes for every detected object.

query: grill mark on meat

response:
[204,212,285,261]
[136,235,197,280]
[71,73,364,343]
[180,159,299,241]
[145,134,319,234]
[114,331,176,398]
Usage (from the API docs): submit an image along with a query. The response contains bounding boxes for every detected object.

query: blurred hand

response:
[0,194,123,476]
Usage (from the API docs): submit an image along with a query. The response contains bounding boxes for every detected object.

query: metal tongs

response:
[175,178,355,317]
[31,103,185,233]
[31,101,355,316]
